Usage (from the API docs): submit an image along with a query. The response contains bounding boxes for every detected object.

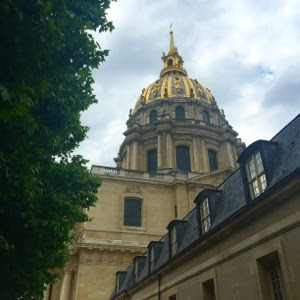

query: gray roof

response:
[110,114,300,299]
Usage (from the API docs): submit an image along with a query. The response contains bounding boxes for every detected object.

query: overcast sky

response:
[75,0,300,168]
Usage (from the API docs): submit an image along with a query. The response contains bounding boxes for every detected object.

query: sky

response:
[76,0,300,168]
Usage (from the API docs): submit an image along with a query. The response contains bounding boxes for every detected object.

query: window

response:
[176,146,190,172]
[200,198,211,233]
[147,149,157,172]
[170,226,177,257]
[257,252,285,300]
[168,59,173,66]
[169,295,177,300]
[150,110,157,123]
[124,199,142,227]
[150,246,155,272]
[203,110,210,124]
[208,150,218,172]
[134,261,139,282]
[246,151,267,199]
[175,106,185,121]
[116,275,120,292]
[202,279,216,300]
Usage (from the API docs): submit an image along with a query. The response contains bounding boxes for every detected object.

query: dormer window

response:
[170,226,177,256]
[116,271,126,293]
[133,260,139,282]
[200,197,211,233]
[116,275,120,292]
[246,151,267,199]
[150,246,155,271]
[148,241,163,273]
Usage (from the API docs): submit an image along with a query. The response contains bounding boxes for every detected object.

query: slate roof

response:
[110,114,300,300]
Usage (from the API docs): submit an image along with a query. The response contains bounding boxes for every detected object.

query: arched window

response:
[147,149,157,172]
[168,59,173,66]
[176,146,190,172]
[208,149,218,171]
[150,110,157,123]
[175,106,185,121]
[203,110,210,124]
[124,198,142,227]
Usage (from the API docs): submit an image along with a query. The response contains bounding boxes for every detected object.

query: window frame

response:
[170,226,177,257]
[208,149,218,172]
[149,246,155,272]
[147,148,158,173]
[176,145,191,172]
[149,109,158,123]
[202,278,216,300]
[245,150,267,199]
[175,105,185,121]
[133,260,139,283]
[199,197,211,234]
[123,198,142,227]
[202,110,210,124]
[257,251,286,300]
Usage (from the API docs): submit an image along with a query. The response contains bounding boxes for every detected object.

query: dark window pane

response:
[147,149,157,172]
[208,150,218,171]
[176,146,190,172]
[168,59,173,66]
[124,199,141,227]
[175,106,185,121]
[150,110,157,123]
[203,110,210,124]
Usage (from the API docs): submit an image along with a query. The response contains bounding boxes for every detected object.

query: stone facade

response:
[110,115,300,300]
[47,31,245,300]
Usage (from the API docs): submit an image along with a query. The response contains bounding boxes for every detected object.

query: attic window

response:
[150,246,155,272]
[133,260,139,282]
[246,151,267,199]
[116,275,120,292]
[200,198,211,233]
[170,226,177,257]
[168,59,173,66]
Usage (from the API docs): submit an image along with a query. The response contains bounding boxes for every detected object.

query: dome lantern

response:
[160,25,187,78]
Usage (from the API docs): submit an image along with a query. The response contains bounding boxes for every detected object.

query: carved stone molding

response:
[125,185,143,195]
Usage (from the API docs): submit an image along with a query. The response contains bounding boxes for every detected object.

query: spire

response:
[160,25,187,78]
[169,24,175,52]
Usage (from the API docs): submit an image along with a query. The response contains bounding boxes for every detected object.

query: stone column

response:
[192,137,199,171]
[126,145,130,169]
[166,132,173,168]
[157,133,162,168]
[131,140,138,170]
[201,139,209,172]
[60,271,72,300]
[226,142,235,168]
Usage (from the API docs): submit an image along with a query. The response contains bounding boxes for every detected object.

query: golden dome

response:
[133,28,216,113]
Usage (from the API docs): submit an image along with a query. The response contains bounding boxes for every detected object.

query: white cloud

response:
[75,0,300,167]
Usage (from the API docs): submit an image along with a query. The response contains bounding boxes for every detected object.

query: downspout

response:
[158,274,161,300]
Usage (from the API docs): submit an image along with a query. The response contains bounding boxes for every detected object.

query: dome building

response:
[48,30,245,300]
[115,29,244,174]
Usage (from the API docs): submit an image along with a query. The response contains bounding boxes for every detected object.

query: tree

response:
[0,0,114,298]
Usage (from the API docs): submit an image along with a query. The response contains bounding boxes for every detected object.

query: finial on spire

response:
[169,23,175,51]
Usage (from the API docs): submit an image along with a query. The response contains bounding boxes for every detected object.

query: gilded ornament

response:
[174,76,182,92]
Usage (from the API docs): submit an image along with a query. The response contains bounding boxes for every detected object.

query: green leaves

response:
[0,0,113,298]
